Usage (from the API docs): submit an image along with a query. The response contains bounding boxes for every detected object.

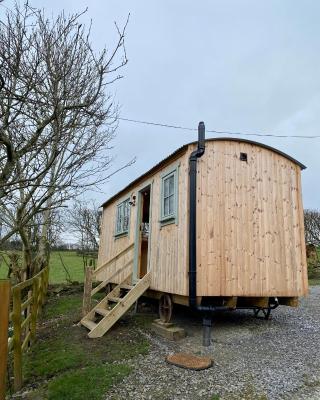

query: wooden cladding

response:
[196,140,308,297]
[97,139,308,299]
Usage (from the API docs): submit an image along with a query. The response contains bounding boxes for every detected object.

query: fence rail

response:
[1,265,49,395]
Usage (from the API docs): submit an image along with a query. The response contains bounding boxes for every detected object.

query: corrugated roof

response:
[101,137,306,208]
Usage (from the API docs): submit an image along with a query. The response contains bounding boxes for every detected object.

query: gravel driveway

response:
[107,286,320,400]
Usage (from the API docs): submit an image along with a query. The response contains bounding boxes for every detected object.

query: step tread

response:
[81,318,97,331]
[88,272,151,338]
[107,296,123,303]
[95,307,109,317]
[120,284,135,290]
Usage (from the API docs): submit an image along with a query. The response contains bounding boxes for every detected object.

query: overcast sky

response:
[6,0,320,209]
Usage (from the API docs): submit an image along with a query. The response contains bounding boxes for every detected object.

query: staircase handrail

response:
[93,243,134,278]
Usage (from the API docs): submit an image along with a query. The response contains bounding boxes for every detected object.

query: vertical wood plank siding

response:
[97,140,308,298]
[96,152,189,296]
[196,141,308,297]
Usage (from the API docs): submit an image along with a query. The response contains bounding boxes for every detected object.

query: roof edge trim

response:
[101,137,306,208]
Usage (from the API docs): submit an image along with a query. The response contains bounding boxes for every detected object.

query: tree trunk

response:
[34,186,55,273]
[20,228,33,279]
[35,210,51,273]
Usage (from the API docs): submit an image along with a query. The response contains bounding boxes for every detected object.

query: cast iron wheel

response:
[159,294,173,323]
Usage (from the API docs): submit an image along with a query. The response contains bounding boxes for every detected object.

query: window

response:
[161,168,178,224]
[163,174,175,217]
[115,199,130,236]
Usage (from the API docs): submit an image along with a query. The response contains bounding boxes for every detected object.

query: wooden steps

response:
[80,272,151,338]
[107,296,122,303]
[81,318,97,331]
[120,284,134,290]
[95,307,109,317]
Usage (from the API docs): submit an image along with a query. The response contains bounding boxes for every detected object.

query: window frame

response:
[114,198,130,237]
[160,165,179,225]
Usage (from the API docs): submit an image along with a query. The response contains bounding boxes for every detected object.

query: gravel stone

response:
[106,286,320,400]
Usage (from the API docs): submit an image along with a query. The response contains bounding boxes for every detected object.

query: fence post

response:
[0,280,10,400]
[38,270,45,312]
[12,286,22,392]
[82,266,94,317]
[36,276,43,317]
[30,278,39,342]
[39,272,44,308]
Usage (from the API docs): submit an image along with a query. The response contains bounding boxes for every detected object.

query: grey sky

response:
[7,0,320,209]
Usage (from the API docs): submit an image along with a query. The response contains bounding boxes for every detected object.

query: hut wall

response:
[96,151,190,296]
[196,140,308,297]
[97,139,308,299]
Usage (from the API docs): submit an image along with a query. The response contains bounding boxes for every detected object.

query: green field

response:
[1,249,319,287]
[48,251,86,284]
[0,251,86,284]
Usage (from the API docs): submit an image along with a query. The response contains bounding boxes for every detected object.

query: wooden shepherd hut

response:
[81,122,308,338]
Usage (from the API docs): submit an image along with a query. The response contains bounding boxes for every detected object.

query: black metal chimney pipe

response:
[188,123,242,348]
[189,122,205,308]
[188,123,232,313]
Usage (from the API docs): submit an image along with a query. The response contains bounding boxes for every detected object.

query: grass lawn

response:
[48,251,86,284]
[309,277,320,286]
[0,250,87,283]
[10,286,152,400]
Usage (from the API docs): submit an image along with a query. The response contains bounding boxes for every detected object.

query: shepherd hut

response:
[81,122,308,338]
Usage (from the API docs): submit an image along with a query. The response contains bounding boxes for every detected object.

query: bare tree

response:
[65,200,101,268]
[0,4,63,198]
[0,2,133,278]
[304,209,320,247]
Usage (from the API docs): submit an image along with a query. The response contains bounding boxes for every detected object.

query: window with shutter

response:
[160,167,178,225]
[115,199,130,236]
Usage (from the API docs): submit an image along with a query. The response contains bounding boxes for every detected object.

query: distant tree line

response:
[304,209,320,278]
[304,209,320,247]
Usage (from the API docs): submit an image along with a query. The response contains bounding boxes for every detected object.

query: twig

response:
[58,253,72,284]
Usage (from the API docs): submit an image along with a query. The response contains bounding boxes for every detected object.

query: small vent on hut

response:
[240,152,247,162]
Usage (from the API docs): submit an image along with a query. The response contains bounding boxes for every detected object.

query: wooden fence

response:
[0,266,49,395]
[0,280,10,400]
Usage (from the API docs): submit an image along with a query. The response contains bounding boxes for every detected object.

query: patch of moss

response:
[46,364,131,400]
[132,313,156,329]
[108,336,149,359]
[24,338,88,380]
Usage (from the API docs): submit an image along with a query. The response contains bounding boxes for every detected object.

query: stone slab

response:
[151,320,186,341]
[153,318,175,328]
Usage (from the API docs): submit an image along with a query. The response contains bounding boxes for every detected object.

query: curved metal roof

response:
[102,137,306,208]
